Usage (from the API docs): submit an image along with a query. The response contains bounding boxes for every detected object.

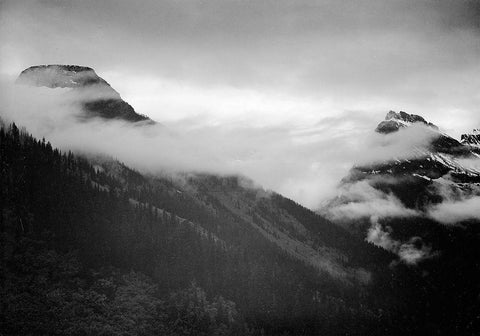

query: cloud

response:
[0,0,479,138]
[422,174,480,224]
[354,124,441,165]
[398,239,434,265]
[0,75,447,209]
[0,0,477,272]
[456,157,480,173]
[326,176,440,265]
[0,0,478,210]
[325,180,419,221]
[0,78,344,207]
[428,196,480,224]
[366,220,435,265]
[366,221,400,252]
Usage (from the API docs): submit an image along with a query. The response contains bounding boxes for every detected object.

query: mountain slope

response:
[333,111,480,211]
[1,122,401,336]
[17,65,153,123]
[323,110,480,335]
[4,62,480,335]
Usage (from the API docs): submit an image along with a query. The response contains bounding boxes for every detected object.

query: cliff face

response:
[375,110,439,134]
[17,65,108,88]
[17,65,153,124]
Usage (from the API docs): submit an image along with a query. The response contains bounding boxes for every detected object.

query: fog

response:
[367,219,435,265]
[1,1,480,269]
[428,196,480,224]
[326,180,420,221]
[1,0,480,137]
[1,76,453,210]
[426,176,480,224]
[1,80,451,266]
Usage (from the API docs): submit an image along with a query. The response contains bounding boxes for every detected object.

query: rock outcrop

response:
[376,110,438,134]
[17,65,153,124]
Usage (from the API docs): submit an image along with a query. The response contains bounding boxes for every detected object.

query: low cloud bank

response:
[2,76,476,264]
[326,180,419,220]
[0,78,440,209]
[428,196,480,224]
[425,175,480,224]
[326,179,435,265]
[367,219,435,265]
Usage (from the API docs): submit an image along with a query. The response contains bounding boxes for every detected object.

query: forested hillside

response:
[2,122,478,335]
[0,122,396,335]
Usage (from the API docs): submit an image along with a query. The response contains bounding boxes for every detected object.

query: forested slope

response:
[3,121,476,335]
[0,123,396,335]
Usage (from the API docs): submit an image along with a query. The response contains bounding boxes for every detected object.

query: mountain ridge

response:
[325,110,480,217]
[376,110,439,134]
[16,64,154,124]
[3,63,480,335]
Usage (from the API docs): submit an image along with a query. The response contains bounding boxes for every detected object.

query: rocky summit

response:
[375,110,468,155]
[17,65,153,123]
[324,110,480,219]
[376,110,439,134]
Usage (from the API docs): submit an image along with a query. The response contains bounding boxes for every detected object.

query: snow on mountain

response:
[360,111,480,182]
[461,129,480,154]
[322,110,480,264]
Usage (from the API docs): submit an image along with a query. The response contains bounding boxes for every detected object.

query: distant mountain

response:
[322,110,480,335]
[375,110,439,134]
[17,65,154,123]
[3,68,479,335]
[333,111,480,211]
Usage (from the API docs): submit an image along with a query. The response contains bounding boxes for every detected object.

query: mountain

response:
[332,111,480,211]
[2,65,479,336]
[16,65,154,123]
[375,110,439,134]
[0,121,400,336]
[323,110,480,335]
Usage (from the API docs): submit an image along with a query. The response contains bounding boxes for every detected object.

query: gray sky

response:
[1,0,480,208]
[1,0,479,135]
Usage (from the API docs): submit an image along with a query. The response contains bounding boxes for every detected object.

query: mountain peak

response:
[17,64,154,124]
[376,110,438,134]
[17,64,107,89]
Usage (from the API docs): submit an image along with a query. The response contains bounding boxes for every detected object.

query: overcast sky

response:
[1,0,479,134]
[1,0,480,208]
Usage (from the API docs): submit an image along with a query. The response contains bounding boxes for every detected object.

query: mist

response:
[426,175,480,224]
[1,2,480,333]
[1,74,455,211]
[325,180,420,221]
[1,0,480,138]
[1,0,479,213]
[366,219,435,265]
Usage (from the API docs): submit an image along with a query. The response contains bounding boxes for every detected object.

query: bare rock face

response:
[461,129,480,154]
[17,65,153,124]
[461,129,480,144]
[376,110,439,134]
[17,65,106,88]
[375,110,467,156]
